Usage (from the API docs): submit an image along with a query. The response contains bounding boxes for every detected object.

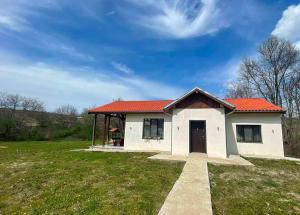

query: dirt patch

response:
[287,192,300,201]
[0,146,8,149]
[4,161,46,169]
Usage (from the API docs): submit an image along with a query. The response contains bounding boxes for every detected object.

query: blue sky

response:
[1,0,300,111]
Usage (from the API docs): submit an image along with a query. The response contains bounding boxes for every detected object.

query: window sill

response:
[237,141,263,144]
[143,138,164,140]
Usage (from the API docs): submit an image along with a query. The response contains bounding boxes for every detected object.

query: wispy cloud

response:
[111,62,134,74]
[203,59,240,85]
[106,11,116,16]
[0,0,107,33]
[0,0,59,32]
[121,0,228,39]
[42,39,95,62]
[272,3,300,49]
[0,52,182,111]
[0,1,95,62]
[187,58,242,97]
[0,14,27,32]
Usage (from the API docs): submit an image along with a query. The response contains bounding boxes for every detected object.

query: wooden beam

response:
[121,115,125,137]
[92,114,97,147]
[102,114,107,146]
[107,115,111,144]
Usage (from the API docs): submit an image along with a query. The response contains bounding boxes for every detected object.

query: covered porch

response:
[88,112,126,148]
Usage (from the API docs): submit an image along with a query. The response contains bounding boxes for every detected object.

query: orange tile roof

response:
[89,98,284,114]
[89,100,173,113]
[224,98,284,112]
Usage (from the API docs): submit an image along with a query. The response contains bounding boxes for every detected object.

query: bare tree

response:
[0,92,45,112]
[281,72,299,143]
[55,105,78,116]
[22,98,45,112]
[5,93,22,111]
[229,36,300,149]
[226,80,254,98]
[0,92,46,139]
[113,97,123,102]
[240,36,299,106]
[0,92,8,108]
[292,73,300,119]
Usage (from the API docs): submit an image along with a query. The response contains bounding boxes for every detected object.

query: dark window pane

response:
[150,119,158,137]
[236,125,262,143]
[157,119,164,139]
[236,126,244,142]
[143,118,164,139]
[244,126,253,142]
[143,119,151,138]
[253,126,262,142]
[144,119,150,126]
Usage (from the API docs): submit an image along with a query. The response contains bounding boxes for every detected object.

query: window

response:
[143,119,164,139]
[236,125,262,143]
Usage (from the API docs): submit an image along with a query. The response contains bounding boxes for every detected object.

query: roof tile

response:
[89,100,173,113]
[89,98,284,113]
[224,98,284,112]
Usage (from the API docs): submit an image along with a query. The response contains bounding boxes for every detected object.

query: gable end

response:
[175,91,222,109]
[164,87,235,110]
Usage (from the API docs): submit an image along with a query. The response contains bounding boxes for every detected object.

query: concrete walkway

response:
[158,157,212,215]
[243,154,300,162]
[149,153,253,215]
[83,145,161,153]
[149,153,253,166]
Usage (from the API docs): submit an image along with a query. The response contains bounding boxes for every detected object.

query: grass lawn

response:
[209,158,300,215]
[0,141,184,215]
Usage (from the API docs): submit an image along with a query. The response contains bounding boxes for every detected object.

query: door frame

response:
[189,120,207,153]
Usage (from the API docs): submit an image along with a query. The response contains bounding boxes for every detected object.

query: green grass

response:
[209,158,300,215]
[0,141,184,215]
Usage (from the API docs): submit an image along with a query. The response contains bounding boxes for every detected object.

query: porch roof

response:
[88,100,173,114]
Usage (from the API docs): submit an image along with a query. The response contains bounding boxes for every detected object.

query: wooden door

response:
[190,121,206,153]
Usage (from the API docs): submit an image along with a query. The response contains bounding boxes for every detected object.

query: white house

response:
[89,87,285,158]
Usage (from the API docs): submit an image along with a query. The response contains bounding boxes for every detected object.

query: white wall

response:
[171,108,227,158]
[124,113,172,151]
[226,113,284,157]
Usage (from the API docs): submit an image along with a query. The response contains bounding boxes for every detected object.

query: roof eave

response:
[232,110,285,113]
[88,110,165,114]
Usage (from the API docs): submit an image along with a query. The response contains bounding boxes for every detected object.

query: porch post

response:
[122,115,125,137]
[92,114,97,147]
[102,114,107,146]
[107,115,111,144]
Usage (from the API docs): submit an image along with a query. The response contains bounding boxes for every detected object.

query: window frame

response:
[142,118,164,140]
[236,124,262,143]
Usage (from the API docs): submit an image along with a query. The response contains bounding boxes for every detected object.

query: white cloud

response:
[272,3,300,49]
[0,52,182,111]
[122,0,228,39]
[111,62,134,74]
